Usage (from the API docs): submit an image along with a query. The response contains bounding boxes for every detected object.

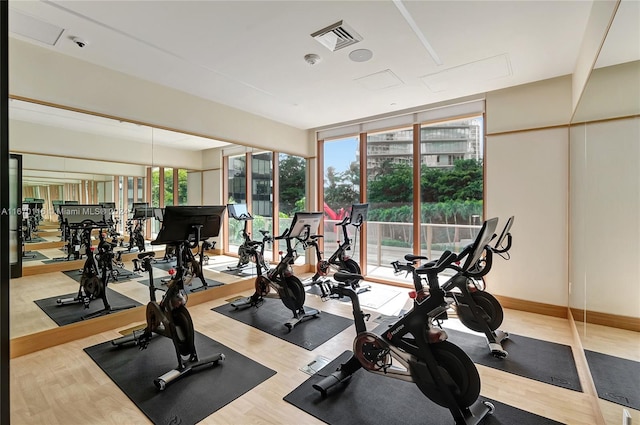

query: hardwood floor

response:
[10,276,639,425]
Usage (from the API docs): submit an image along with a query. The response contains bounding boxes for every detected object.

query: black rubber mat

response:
[219,265,258,277]
[585,349,640,410]
[62,269,142,284]
[151,261,177,271]
[24,236,47,243]
[212,297,353,351]
[42,257,74,263]
[84,331,276,425]
[21,251,49,262]
[109,269,143,282]
[284,350,565,425]
[34,289,141,326]
[136,276,224,292]
[444,328,582,392]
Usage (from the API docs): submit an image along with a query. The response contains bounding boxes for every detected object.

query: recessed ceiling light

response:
[349,48,373,62]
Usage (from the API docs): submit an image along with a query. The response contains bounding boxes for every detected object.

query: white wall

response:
[570,59,640,318]
[571,0,619,112]
[11,118,201,169]
[187,171,202,206]
[573,60,640,122]
[9,38,311,158]
[485,127,569,306]
[571,118,639,317]
[202,169,224,245]
[20,152,146,177]
[484,76,572,307]
[486,75,572,134]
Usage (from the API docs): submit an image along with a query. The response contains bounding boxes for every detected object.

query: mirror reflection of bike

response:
[56,205,136,320]
[226,203,270,272]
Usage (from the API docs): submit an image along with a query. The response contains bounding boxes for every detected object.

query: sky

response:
[323,136,358,173]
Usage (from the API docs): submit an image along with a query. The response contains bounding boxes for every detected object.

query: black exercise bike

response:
[305,203,369,293]
[313,219,500,425]
[111,206,227,390]
[230,212,323,331]
[226,203,268,272]
[392,216,513,358]
[57,205,136,319]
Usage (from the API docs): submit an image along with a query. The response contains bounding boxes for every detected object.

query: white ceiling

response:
[8,0,604,131]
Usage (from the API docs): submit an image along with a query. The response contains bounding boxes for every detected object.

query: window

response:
[323,136,360,265]
[227,155,247,249]
[366,127,413,281]
[419,117,483,264]
[319,112,484,285]
[177,169,188,205]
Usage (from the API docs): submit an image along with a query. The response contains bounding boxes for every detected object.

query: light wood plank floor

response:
[10,278,640,425]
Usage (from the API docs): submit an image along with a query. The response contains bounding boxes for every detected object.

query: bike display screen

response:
[154,205,226,244]
[461,217,499,271]
[227,203,251,220]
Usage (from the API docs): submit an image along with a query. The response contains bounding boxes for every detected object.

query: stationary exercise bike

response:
[126,203,152,252]
[230,212,323,331]
[111,205,227,390]
[305,203,370,293]
[313,219,500,425]
[392,216,513,358]
[57,204,136,319]
[226,203,258,271]
[181,237,215,292]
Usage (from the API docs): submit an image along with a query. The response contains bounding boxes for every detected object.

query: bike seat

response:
[137,251,156,260]
[309,235,323,240]
[405,254,428,262]
[334,271,363,283]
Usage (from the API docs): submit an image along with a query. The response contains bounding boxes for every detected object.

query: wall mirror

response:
[569,0,640,423]
[9,98,236,341]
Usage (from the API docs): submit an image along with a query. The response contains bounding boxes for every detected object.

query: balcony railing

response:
[227,217,482,282]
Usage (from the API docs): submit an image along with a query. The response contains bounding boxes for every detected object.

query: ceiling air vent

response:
[311,20,363,52]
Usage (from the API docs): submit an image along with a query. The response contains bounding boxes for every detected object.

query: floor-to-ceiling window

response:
[419,117,484,264]
[278,153,306,264]
[319,105,485,286]
[163,167,174,206]
[366,127,414,281]
[322,135,361,266]
[150,167,161,237]
[177,169,188,205]
[227,154,247,251]
[251,152,274,260]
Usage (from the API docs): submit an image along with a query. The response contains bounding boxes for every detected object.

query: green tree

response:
[324,166,359,212]
[368,163,413,203]
[279,154,306,214]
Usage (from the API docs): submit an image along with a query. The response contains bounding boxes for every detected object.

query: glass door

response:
[9,153,22,278]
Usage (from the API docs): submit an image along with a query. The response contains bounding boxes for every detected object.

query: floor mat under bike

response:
[34,289,142,326]
[212,297,353,351]
[584,349,640,410]
[61,269,142,283]
[444,328,582,392]
[21,250,49,262]
[85,331,276,425]
[136,275,225,292]
[284,350,565,425]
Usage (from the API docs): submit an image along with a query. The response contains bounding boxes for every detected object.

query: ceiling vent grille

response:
[311,20,363,52]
